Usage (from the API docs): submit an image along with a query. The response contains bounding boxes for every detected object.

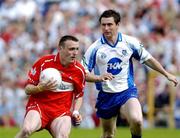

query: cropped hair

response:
[99,9,121,25]
[58,35,79,47]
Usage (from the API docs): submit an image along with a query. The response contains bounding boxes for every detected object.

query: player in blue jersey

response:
[82,9,178,138]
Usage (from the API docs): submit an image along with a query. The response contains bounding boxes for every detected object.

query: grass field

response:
[0,127,180,138]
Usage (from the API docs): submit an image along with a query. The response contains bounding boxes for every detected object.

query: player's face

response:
[60,40,79,66]
[100,17,119,40]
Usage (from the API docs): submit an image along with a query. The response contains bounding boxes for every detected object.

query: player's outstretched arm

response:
[144,57,178,86]
[85,72,114,82]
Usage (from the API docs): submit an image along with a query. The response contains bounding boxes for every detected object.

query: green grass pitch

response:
[0,127,180,138]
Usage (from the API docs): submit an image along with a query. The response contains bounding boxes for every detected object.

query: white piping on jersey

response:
[54,54,58,62]
[74,65,85,98]
[28,77,36,84]
[40,58,54,71]
[75,65,85,85]
[27,102,42,118]
[36,103,42,118]
[59,112,67,117]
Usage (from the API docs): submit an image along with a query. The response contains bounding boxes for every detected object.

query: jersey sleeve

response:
[81,40,100,73]
[125,35,152,63]
[74,64,86,99]
[27,58,42,85]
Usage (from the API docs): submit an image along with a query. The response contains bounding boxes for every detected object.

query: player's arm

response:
[81,46,114,82]
[25,84,44,95]
[71,65,86,125]
[144,57,178,86]
[128,36,178,87]
[72,96,83,126]
[73,96,83,113]
[82,51,114,82]
[25,79,58,95]
[85,72,114,82]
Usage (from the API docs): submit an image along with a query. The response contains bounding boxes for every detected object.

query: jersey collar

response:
[101,33,122,47]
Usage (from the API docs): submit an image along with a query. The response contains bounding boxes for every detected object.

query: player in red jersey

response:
[15,35,86,138]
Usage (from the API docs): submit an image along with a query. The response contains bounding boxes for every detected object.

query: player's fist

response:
[72,110,82,126]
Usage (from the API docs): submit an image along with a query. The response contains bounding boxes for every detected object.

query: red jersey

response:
[27,52,85,108]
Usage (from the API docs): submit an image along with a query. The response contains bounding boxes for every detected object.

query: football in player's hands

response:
[40,68,62,91]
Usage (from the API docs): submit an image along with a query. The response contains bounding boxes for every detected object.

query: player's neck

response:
[60,57,69,67]
[106,34,118,45]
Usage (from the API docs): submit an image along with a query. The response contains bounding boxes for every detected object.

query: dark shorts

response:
[95,87,138,119]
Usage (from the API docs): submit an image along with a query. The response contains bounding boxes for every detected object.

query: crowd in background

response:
[0,0,179,128]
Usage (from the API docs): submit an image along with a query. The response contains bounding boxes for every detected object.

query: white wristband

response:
[72,110,79,115]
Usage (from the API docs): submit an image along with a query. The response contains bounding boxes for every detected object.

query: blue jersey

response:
[82,33,152,93]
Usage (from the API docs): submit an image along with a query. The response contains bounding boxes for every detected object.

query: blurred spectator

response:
[154,84,171,127]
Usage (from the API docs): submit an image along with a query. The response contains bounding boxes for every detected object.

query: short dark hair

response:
[99,9,121,25]
[58,35,79,47]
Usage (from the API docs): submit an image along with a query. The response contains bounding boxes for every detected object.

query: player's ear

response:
[58,46,63,50]
[117,22,120,26]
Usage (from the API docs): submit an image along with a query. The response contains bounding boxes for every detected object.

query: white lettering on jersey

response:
[56,81,74,92]
[107,62,121,69]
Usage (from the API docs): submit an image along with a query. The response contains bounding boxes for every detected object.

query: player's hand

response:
[38,78,59,92]
[99,73,114,81]
[71,110,82,126]
[166,73,178,87]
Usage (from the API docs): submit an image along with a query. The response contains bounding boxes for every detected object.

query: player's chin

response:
[70,58,75,62]
[104,33,112,38]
